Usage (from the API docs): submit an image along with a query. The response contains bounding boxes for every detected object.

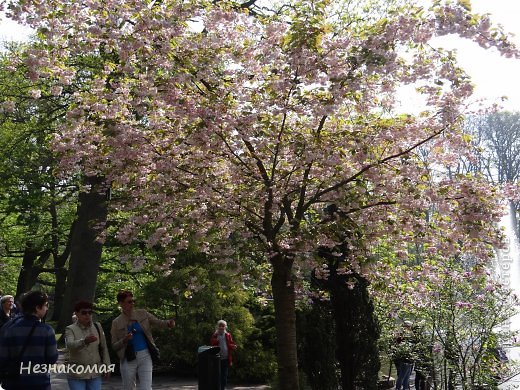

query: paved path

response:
[51,374,270,390]
[498,346,520,390]
[499,374,520,390]
[42,362,520,390]
[48,346,520,390]
[51,362,520,390]
[49,352,270,390]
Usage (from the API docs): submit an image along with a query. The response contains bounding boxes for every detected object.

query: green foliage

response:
[0,253,21,296]
[297,300,339,390]
[374,256,517,389]
[232,299,277,383]
[282,0,332,53]
[145,265,277,382]
[0,46,78,298]
[93,247,277,383]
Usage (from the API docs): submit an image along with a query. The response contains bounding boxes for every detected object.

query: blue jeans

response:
[395,361,413,390]
[67,376,102,390]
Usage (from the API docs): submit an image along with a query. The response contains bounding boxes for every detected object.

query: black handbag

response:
[124,343,136,361]
[93,322,104,361]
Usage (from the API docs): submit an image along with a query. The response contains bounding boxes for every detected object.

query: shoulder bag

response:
[93,322,105,362]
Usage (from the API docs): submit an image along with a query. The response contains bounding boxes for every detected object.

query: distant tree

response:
[0,44,111,327]
[313,228,380,389]
[0,46,76,315]
[465,112,520,237]
[373,246,518,390]
[297,297,339,390]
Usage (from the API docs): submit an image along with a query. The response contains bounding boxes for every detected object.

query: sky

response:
[428,0,520,111]
[0,0,519,111]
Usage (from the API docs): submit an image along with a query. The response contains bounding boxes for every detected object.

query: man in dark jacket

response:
[0,290,59,390]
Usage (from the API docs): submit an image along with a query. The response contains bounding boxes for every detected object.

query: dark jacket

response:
[0,310,14,328]
[0,315,59,389]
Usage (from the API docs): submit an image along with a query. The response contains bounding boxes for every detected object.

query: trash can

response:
[197,345,221,390]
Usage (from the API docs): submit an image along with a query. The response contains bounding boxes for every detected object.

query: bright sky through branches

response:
[453,0,520,110]
[397,0,520,112]
[1,0,519,110]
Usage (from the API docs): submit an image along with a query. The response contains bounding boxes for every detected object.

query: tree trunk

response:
[51,266,68,321]
[510,200,519,242]
[330,272,380,390]
[57,175,109,331]
[16,245,51,299]
[15,243,40,299]
[49,188,74,321]
[271,255,299,390]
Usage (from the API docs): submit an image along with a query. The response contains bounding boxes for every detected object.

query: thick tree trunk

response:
[51,266,68,321]
[16,245,51,299]
[49,190,74,321]
[271,255,299,390]
[57,175,108,331]
[15,244,40,299]
[330,272,380,390]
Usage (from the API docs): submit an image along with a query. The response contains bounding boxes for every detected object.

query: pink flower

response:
[29,89,41,99]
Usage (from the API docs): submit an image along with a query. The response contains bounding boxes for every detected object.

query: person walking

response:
[0,290,59,390]
[210,320,237,390]
[65,300,111,390]
[0,295,16,328]
[391,321,416,390]
[110,290,175,390]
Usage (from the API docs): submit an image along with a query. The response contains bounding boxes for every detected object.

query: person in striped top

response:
[0,290,59,390]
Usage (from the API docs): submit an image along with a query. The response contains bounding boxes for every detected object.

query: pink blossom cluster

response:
[3,0,518,280]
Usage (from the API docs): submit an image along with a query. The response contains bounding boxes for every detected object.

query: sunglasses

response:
[79,310,93,315]
[124,299,136,304]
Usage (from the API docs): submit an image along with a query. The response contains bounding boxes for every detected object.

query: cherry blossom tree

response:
[374,257,517,388]
[4,0,519,387]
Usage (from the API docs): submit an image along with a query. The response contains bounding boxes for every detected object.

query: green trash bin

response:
[198,345,221,390]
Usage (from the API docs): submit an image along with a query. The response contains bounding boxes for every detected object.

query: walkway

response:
[499,373,520,390]
[49,352,269,390]
[51,374,270,390]
[42,367,520,390]
[499,346,520,390]
[46,347,520,390]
